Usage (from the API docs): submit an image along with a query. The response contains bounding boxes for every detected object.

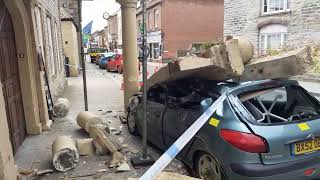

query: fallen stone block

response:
[147,40,244,90]
[109,151,125,168]
[116,162,131,172]
[18,167,33,175]
[76,138,95,156]
[241,47,312,81]
[36,169,54,176]
[92,138,109,155]
[89,125,121,153]
[53,98,70,117]
[76,111,103,132]
[52,136,79,172]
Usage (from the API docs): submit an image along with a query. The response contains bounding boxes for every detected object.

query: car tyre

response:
[127,110,139,136]
[195,152,225,180]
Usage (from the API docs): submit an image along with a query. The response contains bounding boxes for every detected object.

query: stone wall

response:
[34,0,67,102]
[224,0,320,54]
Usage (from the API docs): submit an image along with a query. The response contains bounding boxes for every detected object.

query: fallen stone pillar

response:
[147,39,244,89]
[88,125,121,153]
[241,47,312,81]
[53,98,71,117]
[76,111,102,132]
[52,136,79,172]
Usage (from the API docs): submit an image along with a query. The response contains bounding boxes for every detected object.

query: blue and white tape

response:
[140,93,227,180]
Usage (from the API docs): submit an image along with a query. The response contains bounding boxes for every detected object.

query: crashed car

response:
[127,78,320,180]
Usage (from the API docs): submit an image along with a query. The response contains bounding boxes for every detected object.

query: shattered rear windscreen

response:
[238,85,320,124]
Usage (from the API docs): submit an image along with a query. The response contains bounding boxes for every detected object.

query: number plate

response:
[293,138,320,155]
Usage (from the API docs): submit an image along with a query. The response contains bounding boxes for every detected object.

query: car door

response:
[108,55,116,70]
[162,94,203,157]
[145,85,167,149]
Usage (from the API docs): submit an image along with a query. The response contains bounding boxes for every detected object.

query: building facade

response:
[59,0,81,55]
[0,0,66,178]
[224,0,320,55]
[137,0,224,60]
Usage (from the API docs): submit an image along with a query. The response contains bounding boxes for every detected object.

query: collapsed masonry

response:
[147,38,312,89]
[51,111,125,172]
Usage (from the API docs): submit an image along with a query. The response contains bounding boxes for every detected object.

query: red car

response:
[106,54,123,74]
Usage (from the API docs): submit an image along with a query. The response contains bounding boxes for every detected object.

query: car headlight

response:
[129,96,140,110]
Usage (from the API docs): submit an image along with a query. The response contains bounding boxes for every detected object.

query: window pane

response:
[264,0,268,12]
[280,0,284,10]
[267,35,272,49]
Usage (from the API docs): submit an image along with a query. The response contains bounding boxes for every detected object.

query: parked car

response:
[127,78,320,180]
[97,52,115,67]
[89,48,107,63]
[106,54,123,74]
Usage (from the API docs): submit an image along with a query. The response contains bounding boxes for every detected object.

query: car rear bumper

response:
[230,157,320,177]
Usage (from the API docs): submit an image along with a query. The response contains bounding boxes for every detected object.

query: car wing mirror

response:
[200,98,213,112]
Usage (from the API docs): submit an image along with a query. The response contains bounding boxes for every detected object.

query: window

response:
[46,16,56,76]
[259,24,288,55]
[148,12,152,30]
[154,9,159,29]
[148,85,166,104]
[153,43,160,59]
[263,0,289,14]
[239,85,320,124]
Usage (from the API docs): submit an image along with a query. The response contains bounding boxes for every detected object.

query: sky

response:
[82,0,120,33]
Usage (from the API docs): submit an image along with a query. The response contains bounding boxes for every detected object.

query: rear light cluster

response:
[220,129,268,153]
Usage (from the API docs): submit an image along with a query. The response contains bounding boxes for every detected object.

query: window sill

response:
[260,10,291,17]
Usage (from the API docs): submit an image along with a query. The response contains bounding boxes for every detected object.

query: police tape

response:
[140,93,227,180]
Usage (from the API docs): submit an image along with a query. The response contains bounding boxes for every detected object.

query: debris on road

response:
[52,136,79,172]
[36,169,54,176]
[53,98,70,117]
[119,115,127,124]
[77,111,103,132]
[108,151,125,168]
[97,169,107,173]
[116,162,131,172]
[18,167,33,175]
[76,138,95,156]
[89,125,122,153]
[128,172,201,180]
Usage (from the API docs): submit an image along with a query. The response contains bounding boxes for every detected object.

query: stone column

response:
[117,0,139,109]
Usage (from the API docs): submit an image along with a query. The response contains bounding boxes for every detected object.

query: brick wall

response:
[163,0,224,56]
[224,0,320,54]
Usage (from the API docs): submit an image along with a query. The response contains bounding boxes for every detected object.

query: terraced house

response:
[224,0,320,55]
[0,0,65,178]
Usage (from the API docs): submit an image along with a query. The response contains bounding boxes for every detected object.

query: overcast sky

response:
[82,0,120,32]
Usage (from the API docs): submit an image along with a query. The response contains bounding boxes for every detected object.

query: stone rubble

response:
[52,136,79,172]
[53,98,71,117]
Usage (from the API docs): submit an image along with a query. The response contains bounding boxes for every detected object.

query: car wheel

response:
[127,110,139,136]
[195,152,223,180]
[117,66,123,74]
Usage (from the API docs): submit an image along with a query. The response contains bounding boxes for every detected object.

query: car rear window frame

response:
[229,85,320,126]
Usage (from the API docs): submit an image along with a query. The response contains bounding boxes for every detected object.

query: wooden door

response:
[0,0,27,154]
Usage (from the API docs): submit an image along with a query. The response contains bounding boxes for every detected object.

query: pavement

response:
[14,57,188,180]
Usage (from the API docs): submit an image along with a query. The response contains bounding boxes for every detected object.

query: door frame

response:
[2,0,42,134]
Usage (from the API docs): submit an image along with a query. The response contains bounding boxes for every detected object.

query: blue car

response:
[127,78,320,180]
[99,53,115,69]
